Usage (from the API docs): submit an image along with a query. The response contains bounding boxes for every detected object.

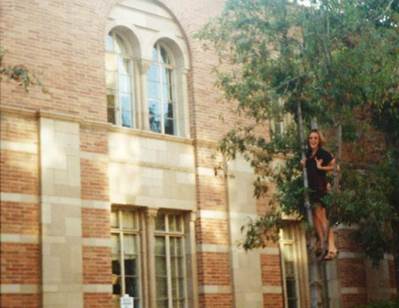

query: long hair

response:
[307,129,325,149]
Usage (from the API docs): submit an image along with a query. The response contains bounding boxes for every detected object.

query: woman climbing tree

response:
[301,129,338,260]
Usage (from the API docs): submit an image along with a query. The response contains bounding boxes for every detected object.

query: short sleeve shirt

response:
[305,147,333,202]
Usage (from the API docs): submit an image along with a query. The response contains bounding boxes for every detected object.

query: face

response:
[308,132,320,150]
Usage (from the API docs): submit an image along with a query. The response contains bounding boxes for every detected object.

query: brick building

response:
[0,1,396,308]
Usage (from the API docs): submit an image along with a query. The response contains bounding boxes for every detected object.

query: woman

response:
[301,129,338,260]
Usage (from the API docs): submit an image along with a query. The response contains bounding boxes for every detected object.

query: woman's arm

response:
[316,158,336,172]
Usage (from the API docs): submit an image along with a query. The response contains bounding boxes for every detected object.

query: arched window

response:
[147,43,175,135]
[105,31,134,128]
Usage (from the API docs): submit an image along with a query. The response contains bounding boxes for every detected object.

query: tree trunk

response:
[297,101,322,308]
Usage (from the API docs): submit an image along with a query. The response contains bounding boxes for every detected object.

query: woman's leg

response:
[312,204,327,252]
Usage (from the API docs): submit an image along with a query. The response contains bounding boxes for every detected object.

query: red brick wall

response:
[0,150,39,195]
[84,293,113,308]
[82,246,112,284]
[81,159,108,201]
[263,294,284,308]
[261,254,283,287]
[197,252,231,286]
[0,294,40,308]
[0,243,40,284]
[82,208,110,238]
[80,126,108,154]
[0,201,39,235]
[195,218,229,245]
[199,294,233,308]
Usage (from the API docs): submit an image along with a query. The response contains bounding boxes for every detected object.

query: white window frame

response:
[147,43,177,135]
[106,31,136,128]
[111,208,143,307]
[154,212,188,308]
[280,226,302,308]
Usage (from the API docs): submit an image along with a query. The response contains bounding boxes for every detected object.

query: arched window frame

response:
[147,42,178,136]
[105,31,136,128]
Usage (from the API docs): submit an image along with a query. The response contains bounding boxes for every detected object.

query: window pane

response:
[123,235,136,255]
[157,299,168,308]
[107,95,116,124]
[147,64,160,82]
[118,58,130,75]
[106,72,117,90]
[122,211,136,229]
[105,53,117,71]
[112,259,121,276]
[112,275,121,295]
[160,46,170,64]
[156,256,167,276]
[149,99,161,132]
[111,211,119,228]
[163,101,174,119]
[156,277,168,299]
[125,256,137,276]
[155,237,166,256]
[165,118,174,135]
[151,47,158,62]
[155,213,166,231]
[125,276,138,298]
[148,81,161,99]
[112,234,120,255]
[106,34,114,52]
[120,95,133,128]
[119,74,131,93]
[169,215,177,232]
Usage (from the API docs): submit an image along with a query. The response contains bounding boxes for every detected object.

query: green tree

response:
[197,0,399,306]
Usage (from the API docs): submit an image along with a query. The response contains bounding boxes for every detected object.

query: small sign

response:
[120,294,134,308]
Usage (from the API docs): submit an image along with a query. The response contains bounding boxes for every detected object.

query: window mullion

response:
[158,45,165,134]
[114,32,121,126]
[119,210,126,295]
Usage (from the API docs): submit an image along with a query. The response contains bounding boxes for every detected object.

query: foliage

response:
[355,297,399,308]
[197,0,399,264]
[0,47,43,91]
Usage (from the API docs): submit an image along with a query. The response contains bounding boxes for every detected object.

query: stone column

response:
[145,208,158,308]
[39,117,83,308]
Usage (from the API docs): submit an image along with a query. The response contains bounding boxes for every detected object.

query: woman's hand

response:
[316,158,324,170]
[300,158,306,168]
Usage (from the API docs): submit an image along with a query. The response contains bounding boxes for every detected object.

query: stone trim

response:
[0,140,38,154]
[81,200,111,210]
[0,192,39,203]
[109,125,194,145]
[0,233,39,244]
[262,285,283,294]
[199,285,232,294]
[0,284,39,294]
[341,287,366,294]
[259,247,280,255]
[196,244,229,253]
[198,210,228,220]
[83,238,112,247]
[0,106,194,144]
[42,195,81,206]
[83,284,113,293]
[0,106,36,118]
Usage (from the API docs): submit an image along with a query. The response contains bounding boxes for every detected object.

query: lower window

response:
[111,209,141,308]
[280,223,308,308]
[111,208,188,308]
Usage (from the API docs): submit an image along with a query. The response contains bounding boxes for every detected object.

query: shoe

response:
[323,250,338,261]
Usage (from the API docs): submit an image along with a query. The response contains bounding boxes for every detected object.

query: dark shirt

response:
[305,147,333,203]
